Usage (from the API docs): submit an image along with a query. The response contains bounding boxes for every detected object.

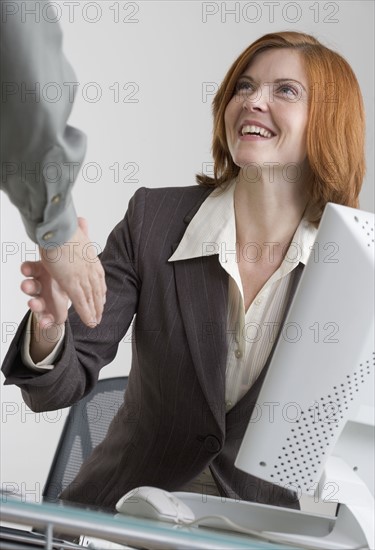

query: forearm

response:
[2,311,95,413]
[29,314,65,364]
[2,305,124,413]
[0,1,86,246]
[1,190,144,411]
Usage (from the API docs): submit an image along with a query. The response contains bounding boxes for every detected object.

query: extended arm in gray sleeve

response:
[0,0,87,246]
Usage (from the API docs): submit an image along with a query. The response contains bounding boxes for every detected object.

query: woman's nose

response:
[242,86,270,111]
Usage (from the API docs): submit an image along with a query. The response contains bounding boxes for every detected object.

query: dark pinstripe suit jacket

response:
[2,186,303,511]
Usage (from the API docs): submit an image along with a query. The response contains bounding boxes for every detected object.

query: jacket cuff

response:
[21,312,65,371]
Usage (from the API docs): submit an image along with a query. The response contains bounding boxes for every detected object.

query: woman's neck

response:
[233,167,309,249]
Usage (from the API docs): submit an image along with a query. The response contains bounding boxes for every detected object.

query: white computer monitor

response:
[235,203,374,497]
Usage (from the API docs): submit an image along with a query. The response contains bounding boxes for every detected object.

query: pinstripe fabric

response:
[170,181,318,410]
[2,185,308,511]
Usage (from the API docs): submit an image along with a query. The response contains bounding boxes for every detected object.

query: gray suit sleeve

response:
[0,0,87,246]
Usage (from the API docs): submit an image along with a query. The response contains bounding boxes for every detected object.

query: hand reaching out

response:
[21,218,107,329]
[40,217,106,326]
[20,259,69,330]
[21,218,106,362]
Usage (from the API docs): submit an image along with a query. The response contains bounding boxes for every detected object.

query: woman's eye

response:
[234,80,254,94]
[277,84,298,98]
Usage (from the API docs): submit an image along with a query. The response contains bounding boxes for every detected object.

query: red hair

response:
[196,31,366,223]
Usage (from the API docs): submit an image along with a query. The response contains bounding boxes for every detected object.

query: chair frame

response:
[42,376,128,503]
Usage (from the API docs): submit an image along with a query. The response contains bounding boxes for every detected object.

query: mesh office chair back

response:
[42,376,128,503]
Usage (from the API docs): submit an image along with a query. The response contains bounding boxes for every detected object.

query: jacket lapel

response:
[170,190,229,431]
[172,252,229,433]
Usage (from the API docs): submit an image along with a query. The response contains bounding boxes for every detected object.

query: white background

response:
[1,1,374,507]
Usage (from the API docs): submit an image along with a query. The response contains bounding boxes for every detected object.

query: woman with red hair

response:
[199,31,365,218]
[2,31,366,511]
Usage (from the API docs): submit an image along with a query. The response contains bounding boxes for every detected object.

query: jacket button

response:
[204,435,221,453]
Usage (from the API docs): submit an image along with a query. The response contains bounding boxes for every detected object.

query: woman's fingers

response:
[27,298,56,328]
[21,278,42,296]
[21,261,44,278]
[27,296,46,312]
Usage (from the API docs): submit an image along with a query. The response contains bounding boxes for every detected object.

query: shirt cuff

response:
[21,313,65,372]
[33,198,78,249]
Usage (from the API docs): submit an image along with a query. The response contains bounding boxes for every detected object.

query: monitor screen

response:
[235,203,374,496]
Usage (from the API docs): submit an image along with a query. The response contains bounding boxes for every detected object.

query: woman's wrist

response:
[29,313,65,364]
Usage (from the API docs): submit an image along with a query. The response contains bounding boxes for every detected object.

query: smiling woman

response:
[1,31,367,512]
[197,31,366,225]
[224,48,309,177]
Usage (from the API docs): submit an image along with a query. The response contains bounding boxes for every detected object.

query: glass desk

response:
[0,496,303,550]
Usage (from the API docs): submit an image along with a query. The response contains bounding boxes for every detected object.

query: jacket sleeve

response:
[0,0,86,246]
[1,188,147,411]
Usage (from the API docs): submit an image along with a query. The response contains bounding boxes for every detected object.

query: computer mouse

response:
[115,486,195,524]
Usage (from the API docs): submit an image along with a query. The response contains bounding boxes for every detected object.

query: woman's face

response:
[224,48,309,174]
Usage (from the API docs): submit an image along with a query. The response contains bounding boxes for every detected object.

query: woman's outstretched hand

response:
[20,259,69,330]
[38,217,106,327]
[21,257,71,363]
[20,218,105,362]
